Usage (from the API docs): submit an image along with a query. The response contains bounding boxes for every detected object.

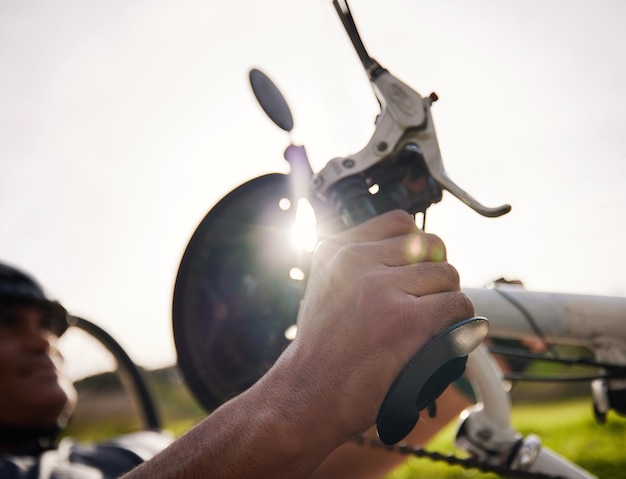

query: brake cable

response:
[488,344,626,382]
[491,287,560,359]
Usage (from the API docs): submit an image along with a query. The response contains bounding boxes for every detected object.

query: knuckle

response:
[423,233,447,261]
[375,210,419,236]
[383,209,416,226]
[328,243,373,282]
[438,262,460,288]
[450,291,475,319]
[334,242,363,265]
[314,237,347,264]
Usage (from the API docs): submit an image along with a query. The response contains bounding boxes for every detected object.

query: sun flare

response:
[290,198,317,252]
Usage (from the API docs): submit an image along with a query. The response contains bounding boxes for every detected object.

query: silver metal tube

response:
[464,287,626,348]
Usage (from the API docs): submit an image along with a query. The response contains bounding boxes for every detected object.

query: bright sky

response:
[1,0,625,378]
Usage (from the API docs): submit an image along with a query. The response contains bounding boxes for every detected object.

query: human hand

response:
[121,210,475,479]
[275,209,475,445]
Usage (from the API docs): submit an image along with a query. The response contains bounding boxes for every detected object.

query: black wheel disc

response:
[172,174,311,410]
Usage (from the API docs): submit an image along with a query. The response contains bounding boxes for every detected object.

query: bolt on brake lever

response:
[311,0,511,446]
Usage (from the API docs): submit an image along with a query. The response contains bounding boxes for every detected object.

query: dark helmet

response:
[0,262,69,336]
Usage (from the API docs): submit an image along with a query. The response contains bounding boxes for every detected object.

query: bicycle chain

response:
[353,435,569,479]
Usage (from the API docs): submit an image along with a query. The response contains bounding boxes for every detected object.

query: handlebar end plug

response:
[376,317,488,445]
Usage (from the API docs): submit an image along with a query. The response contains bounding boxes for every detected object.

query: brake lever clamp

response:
[311,64,427,204]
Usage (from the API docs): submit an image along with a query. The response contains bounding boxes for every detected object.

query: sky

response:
[1,0,625,379]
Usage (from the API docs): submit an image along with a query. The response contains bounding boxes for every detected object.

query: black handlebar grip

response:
[328,176,379,228]
[376,317,488,444]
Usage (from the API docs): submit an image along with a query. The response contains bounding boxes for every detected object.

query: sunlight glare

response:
[279,197,291,211]
[289,267,306,281]
[291,198,317,252]
[284,324,298,341]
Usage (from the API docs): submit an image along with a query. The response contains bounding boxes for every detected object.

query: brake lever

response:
[312,62,511,218]
[320,1,511,218]
[400,90,512,217]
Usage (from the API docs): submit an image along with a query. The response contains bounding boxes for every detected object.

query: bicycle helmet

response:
[0,262,68,336]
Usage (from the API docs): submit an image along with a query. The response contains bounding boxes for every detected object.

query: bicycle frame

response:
[467,286,626,363]
[456,287,626,478]
[462,346,597,478]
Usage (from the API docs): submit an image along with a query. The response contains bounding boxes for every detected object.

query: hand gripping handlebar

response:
[311,0,510,445]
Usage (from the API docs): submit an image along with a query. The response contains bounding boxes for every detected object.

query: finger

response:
[358,232,447,266]
[315,210,419,260]
[324,232,446,273]
[395,291,476,342]
[337,210,419,243]
[353,263,461,313]
[394,262,461,296]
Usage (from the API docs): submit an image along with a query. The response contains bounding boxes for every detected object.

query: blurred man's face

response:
[0,304,76,428]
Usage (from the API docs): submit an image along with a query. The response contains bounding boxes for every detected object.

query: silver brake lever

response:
[313,63,511,218]
[407,90,512,217]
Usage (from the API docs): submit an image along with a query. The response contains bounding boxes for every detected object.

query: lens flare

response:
[406,233,445,262]
[289,267,306,281]
[291,198,317,252]
[284,324,298,341]
[407,233,425,262]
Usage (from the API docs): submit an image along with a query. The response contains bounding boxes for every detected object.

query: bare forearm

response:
[122,349,345,479]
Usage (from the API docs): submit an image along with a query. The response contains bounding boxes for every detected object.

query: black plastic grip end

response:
[376,317,488,445]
